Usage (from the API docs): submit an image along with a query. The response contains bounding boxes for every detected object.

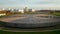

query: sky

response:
[0,0,60,10]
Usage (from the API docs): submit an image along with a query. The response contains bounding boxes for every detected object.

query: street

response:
[0,14,60,27]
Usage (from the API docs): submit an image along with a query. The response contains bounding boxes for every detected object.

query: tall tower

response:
[8,8,11,10]
[24,7,29,12]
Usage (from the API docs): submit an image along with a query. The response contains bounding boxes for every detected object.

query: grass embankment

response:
[49,12,60,16]
[54,12,60,16]
[0,23,60,34]
[0,30,60,34]
[23,12,40,14]
[0,22,60,34]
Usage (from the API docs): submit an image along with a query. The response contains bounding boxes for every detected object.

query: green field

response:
[0,30,60,34]
[49,12,60,16]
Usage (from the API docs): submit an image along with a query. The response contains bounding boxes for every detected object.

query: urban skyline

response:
[0,0,60,10]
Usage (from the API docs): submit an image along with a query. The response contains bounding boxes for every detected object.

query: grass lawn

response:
[49,12,60,16]
[54,12,60,16]
[0,30,60,34]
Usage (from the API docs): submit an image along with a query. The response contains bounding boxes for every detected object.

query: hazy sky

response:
[0,0,60,10]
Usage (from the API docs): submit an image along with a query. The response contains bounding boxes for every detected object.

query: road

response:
[0,14,60,27]
[0,14,59,23]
